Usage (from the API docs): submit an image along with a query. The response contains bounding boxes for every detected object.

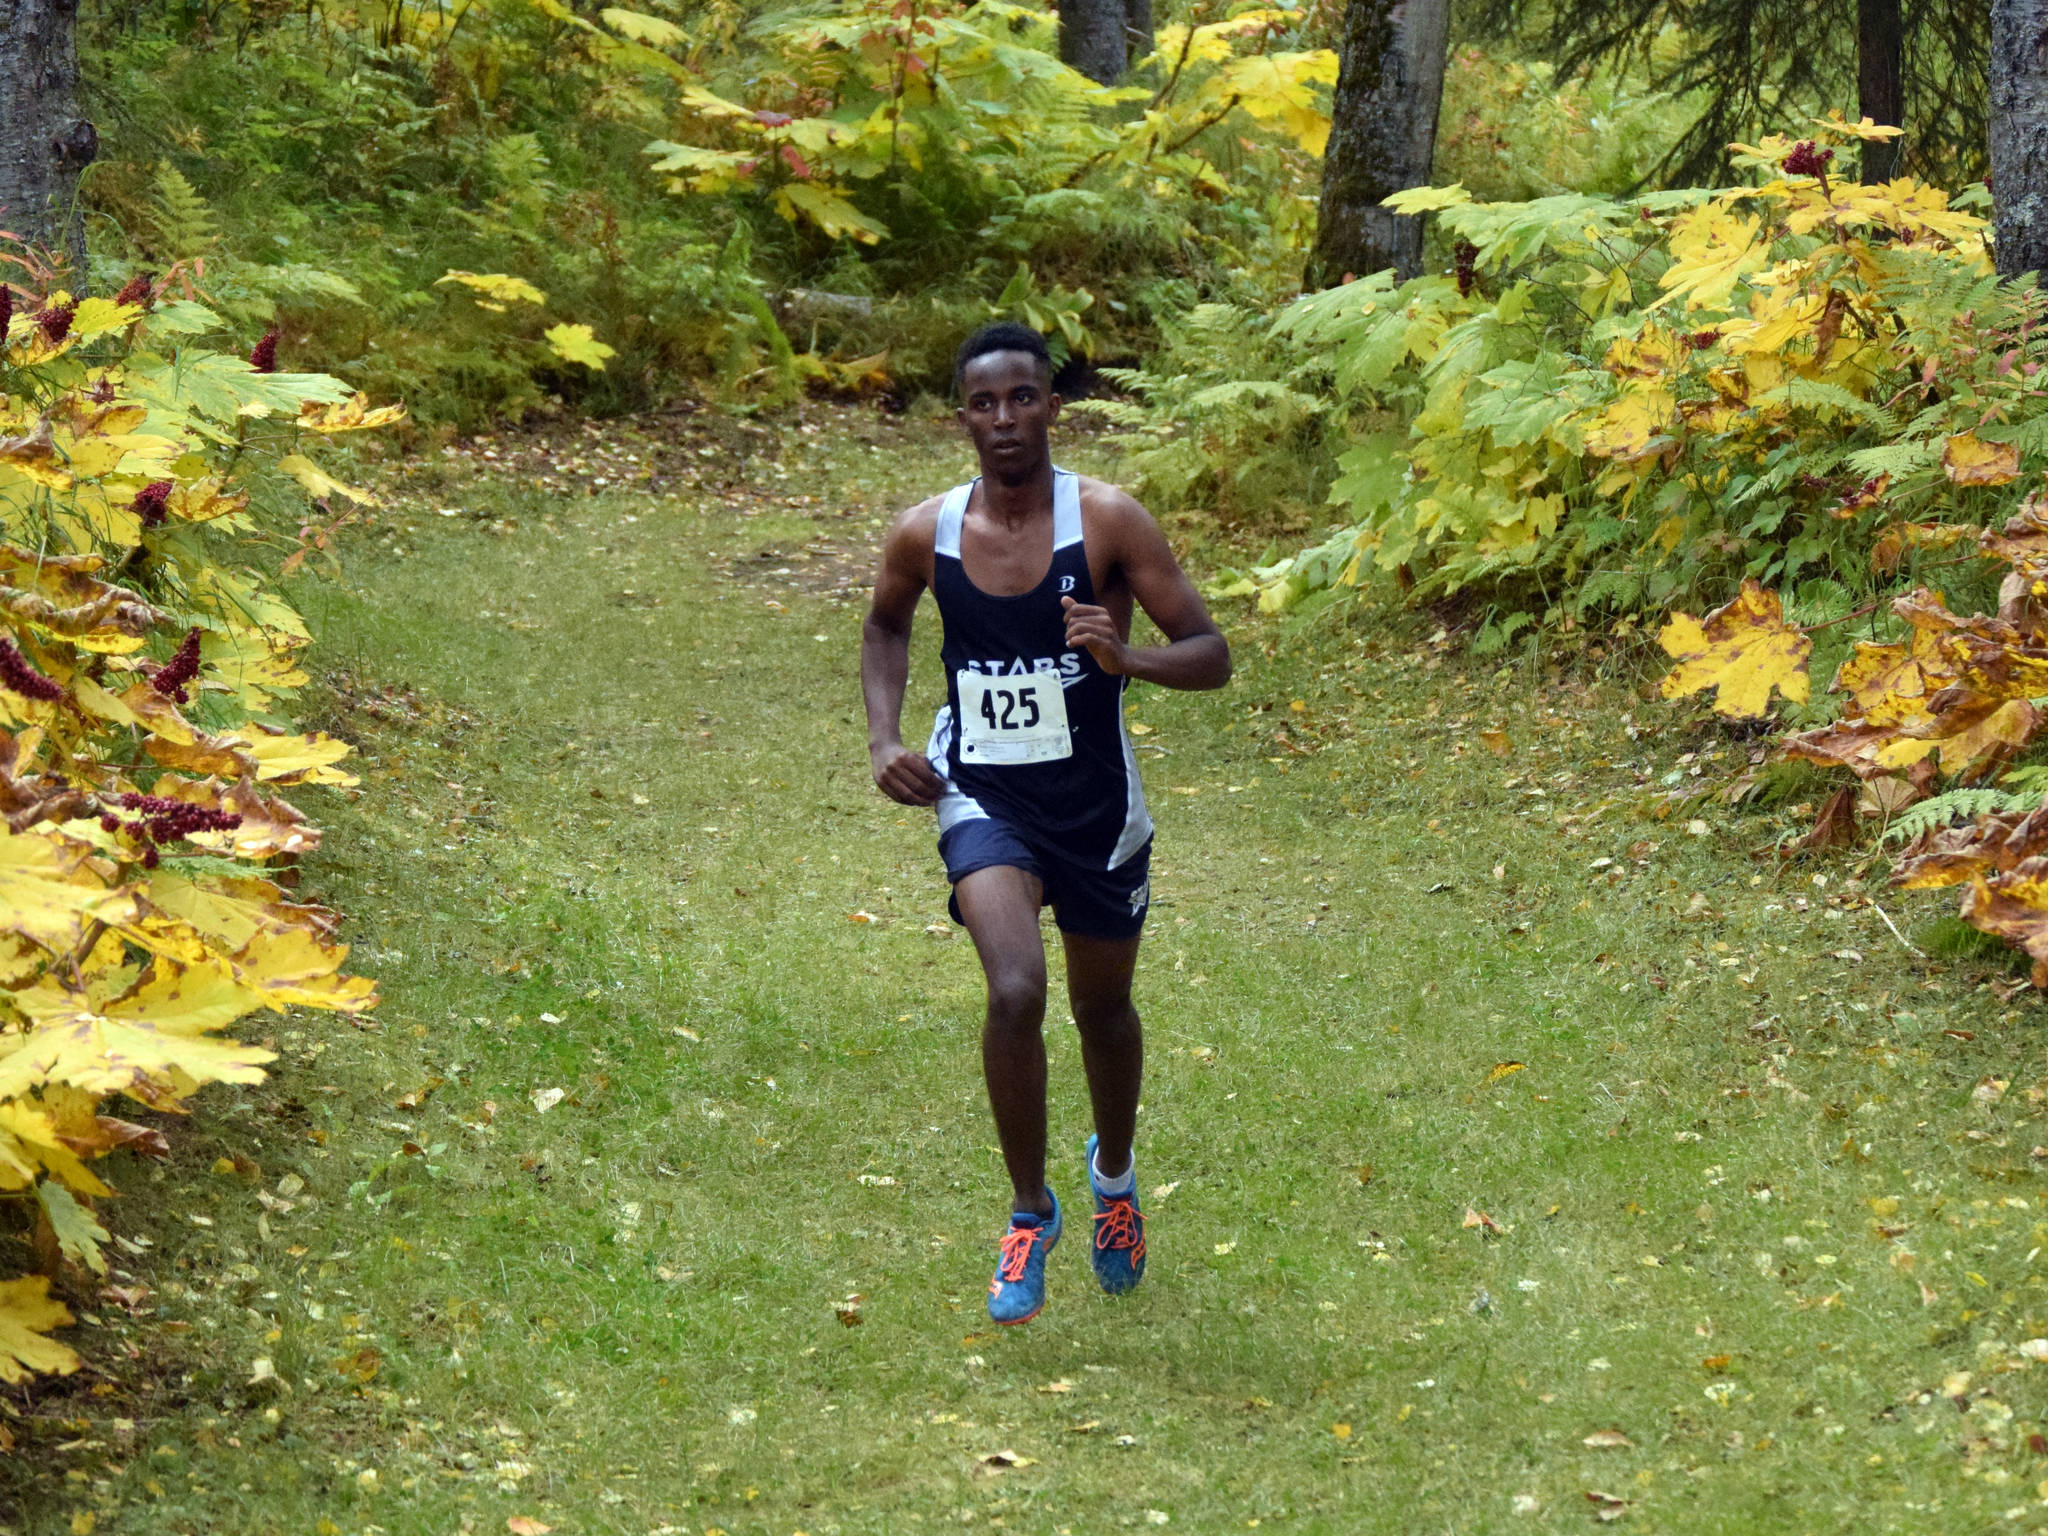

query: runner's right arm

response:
[862,502,947,807]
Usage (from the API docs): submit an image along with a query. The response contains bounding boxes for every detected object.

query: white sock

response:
[1092,1147,1135,1197]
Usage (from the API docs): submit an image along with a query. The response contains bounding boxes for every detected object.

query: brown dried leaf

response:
[1943,431,2021,487]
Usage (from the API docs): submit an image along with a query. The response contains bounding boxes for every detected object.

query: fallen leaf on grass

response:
[1585,1490,1629,1521]
[1152,1181,1181,1201]
[1066,1420,1102,1433]
[332,1347,380,1383]
[1700,1354,1731,1370]
[1355,1165,1374,1187]
[1479,730,1512,756]
[1331,1422,1352,1440]
[978,1449,1037,1468]
[1038,1379,1074,1394]
[1485,1062,1527,1085]
[1463,1206,1505,1235]
[506,1520,553,1536]
[395,1077,446,1111]
[530,1088,564,1114]
[847,910,877,924]
[835,1295,864,1327]
[1582,1429,1633,1449]
[1214,1240,1237,1254]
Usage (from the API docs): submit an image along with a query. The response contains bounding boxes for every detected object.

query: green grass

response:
[13,406,2048,1535]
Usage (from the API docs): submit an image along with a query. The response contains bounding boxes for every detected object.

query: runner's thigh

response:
[955,865,1050,992]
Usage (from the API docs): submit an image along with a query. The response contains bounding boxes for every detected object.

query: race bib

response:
[957,669,1072,765]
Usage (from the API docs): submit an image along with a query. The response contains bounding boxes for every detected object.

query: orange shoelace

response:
[1094,1197,1144,1259]
[995,1223,1039,1283]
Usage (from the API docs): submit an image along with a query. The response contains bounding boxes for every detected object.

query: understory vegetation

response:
[13,0,2048,1522]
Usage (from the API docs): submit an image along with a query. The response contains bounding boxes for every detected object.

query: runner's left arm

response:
[1061,495,1230,691]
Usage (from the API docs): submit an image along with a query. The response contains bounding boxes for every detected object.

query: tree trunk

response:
[1059,0,1128,85]
[1857,0,1903,181]
[0,0,94,265]
[1306,0,1453,290]
[1992,0,2048,278]
[1122,0,1152,71]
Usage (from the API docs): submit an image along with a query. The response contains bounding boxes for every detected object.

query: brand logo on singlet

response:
[962,654,1084,680]
[1128,878,1149,914]
[1060,575,1076,593]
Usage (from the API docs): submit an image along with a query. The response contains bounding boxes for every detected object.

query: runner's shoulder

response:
[880,494,946,562]
[1074,475,1159,542]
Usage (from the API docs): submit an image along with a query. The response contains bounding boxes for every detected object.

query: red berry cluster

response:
[1453,240,1480,297]
[0,636,63,701]
[151,627,204,702]
[133,479,174,529]
[114,271,156,309]
[1782,141,1835,180]
[1685,330,1720,351]
[110,792,243,868]
[37,301,76,343]
[249,330,279,373]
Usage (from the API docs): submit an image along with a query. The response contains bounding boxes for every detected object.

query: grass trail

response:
[11,404,2048,1535]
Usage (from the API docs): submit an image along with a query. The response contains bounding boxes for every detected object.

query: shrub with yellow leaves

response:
[1654,486,2048,984]
[1219,114,2041,619]
[0,251,384,1393]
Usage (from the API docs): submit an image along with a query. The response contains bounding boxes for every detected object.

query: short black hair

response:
[954,321,1052,390]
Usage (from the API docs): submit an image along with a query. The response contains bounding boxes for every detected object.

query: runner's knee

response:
[985,965,1048,1027]
[1072,993,1137,1038]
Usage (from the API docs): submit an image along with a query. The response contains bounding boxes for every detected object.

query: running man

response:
[861,322,1231,1325]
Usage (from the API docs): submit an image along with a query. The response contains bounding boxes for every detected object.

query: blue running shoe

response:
[1085,1133,1146,1295]
[988,1193,1062,1325]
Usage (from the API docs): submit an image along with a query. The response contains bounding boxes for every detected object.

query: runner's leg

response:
[1061,933,1143,1179]
[955,865,1055,1218]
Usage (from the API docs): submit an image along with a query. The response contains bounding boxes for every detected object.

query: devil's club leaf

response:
[1658,581,1811,718]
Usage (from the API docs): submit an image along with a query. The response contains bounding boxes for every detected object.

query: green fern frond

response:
[151,161,217,260]
[1882,787,2039,844]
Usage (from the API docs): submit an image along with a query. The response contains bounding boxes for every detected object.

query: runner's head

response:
[955,322,1059,487]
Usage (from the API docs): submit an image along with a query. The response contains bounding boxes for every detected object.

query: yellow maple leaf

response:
[1657,206,1768,311]
[0,828,135,954]
[278,453,376,506]
[0,1101,111,1197]
[1658,580,1812,718]
[436,271,548,307]
[544,323,619,371]
[297,393,408,434]
[1942,432,2020,487]
[0,1275,78,1383]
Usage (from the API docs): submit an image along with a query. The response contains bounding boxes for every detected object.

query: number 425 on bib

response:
[957,670,1072,765]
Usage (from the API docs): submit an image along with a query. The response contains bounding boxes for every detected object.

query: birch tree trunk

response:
[1306,0,1452,290]
[1992,0,2048,278]
[0,0,94,264]
[1857,0,1903,182]
[1059,0,1128,84]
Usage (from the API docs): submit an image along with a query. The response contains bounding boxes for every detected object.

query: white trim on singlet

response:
[933,469,1082,561]
[1106,676,1155,870]
[925,704,989,833]
[1052,467,1083,549]
[933,480,973,560]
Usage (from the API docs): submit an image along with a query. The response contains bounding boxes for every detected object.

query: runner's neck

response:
[975,460,1058,528]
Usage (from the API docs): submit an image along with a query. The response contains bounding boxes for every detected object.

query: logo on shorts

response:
[1128,878,1149,914]
[1060,575,1076,593]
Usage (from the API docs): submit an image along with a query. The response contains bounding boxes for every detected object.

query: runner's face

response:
[957,351,1059,483]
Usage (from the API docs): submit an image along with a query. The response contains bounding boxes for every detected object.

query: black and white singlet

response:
[922,469,1152,871]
